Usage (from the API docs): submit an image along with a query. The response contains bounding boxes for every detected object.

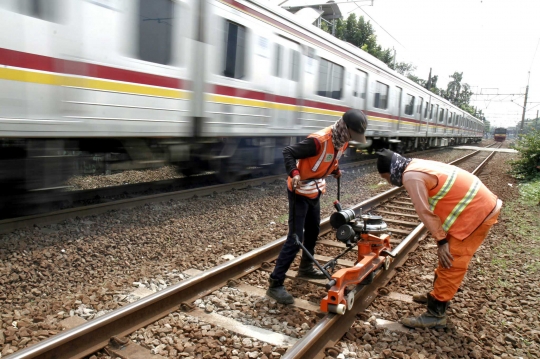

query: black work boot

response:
[266,277,294,305]
[401,294,448,329]
[296,256,327,279]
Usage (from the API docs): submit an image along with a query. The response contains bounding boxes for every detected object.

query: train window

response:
[317,58,344,99]
[429,104,434,120]
[274,44,283,77]
[448,112,453,125]
[16,0,57,22]
[439,108,445,122]
[424,102,429,119]
[223,21,246,79]
[353,71,367,99]
[290,49,300,82]
[404,94,415,116]
[418,97,424,115]
[373,81,389,109]
[138,0,174,65]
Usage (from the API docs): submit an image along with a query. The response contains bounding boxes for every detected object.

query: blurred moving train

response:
[493,128,507,142]
[0,0,484,193]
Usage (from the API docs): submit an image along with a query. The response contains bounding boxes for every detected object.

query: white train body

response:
[0,0,483,189]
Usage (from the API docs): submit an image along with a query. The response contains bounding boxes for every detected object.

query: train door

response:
[65,0,193,138]
[269,36,301,129]
[439,108,446,134]
[433,105,439,134]
[417,97,424,132]
[352,70,367,112]
[395,86,403,131]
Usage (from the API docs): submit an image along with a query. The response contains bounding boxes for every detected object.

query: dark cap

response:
[343,109,368,143]
[376,149,394,173]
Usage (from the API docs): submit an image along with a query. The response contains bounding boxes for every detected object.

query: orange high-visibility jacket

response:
[287,126,348,199]
[404,159,498,240]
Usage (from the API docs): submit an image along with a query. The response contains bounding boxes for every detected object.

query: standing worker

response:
[267,109,368,304]
[376,149,502,328]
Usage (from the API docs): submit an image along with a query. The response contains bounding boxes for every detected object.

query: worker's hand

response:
[292,175,301,189]
[437,242,454,269]
[333,170,342,179]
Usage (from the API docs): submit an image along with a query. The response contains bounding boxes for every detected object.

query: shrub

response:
[519,179,540,206]
[510,130,540,180]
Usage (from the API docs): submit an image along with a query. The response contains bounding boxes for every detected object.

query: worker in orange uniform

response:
[376,149,502,328]
[267,109,368,304]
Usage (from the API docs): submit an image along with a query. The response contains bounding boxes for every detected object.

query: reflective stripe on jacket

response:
[404,159,498,240]
[287,126,347,199]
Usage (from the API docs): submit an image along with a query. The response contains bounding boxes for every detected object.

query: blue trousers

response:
[271,190,321,282]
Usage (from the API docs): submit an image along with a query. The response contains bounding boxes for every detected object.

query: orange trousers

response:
[431,211,500,302]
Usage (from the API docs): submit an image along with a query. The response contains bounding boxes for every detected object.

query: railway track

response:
[3,145,501,359]
[0,146,465,234]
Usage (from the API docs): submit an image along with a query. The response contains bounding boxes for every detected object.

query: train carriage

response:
[493,128,507,142]
[0,0,484,193]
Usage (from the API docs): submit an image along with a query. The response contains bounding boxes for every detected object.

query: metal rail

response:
[3,145,496,359]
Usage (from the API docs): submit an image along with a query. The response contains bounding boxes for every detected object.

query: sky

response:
[278,0,540,129]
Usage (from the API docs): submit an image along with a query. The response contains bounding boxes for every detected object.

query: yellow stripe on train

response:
[0,67,190,100]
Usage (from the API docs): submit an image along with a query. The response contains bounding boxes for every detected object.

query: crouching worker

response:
[376,149,502,328]
[267,109,368,304]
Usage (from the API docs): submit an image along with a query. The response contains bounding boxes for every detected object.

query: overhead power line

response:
[353,3,405,49]
[530,37,540,72]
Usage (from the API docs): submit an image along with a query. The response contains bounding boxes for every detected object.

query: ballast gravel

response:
[2,143,522,358]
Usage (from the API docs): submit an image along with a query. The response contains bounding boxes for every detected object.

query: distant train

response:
[0,0,483,193]
[493,128,507,142]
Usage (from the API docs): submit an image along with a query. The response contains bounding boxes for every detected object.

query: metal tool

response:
[293,176,394,315]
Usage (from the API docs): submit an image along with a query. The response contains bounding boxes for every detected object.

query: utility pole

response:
[519,71,530,134]
[426,68,432,90]
[536,110,539,130]
[392,47,396,69]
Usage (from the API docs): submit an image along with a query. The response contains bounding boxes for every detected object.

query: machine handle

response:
[337,176,341,202]
[325,279,336,290]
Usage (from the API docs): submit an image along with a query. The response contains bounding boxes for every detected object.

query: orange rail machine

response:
[293,180,394,315]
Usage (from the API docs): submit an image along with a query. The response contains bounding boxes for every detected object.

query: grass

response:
[503,201,540,242]
[485,188,540,280]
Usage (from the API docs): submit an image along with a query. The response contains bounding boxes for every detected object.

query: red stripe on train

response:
[0,48,185,90]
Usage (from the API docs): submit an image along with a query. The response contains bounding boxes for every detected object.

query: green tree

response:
[335,18,345,39]
[510,129,540,180]
[393,62,417,76]
[446,72,463,105]
[354,15,374,48]
[344,14,358,44]
[457,83,474,113]
[407,74,426,87]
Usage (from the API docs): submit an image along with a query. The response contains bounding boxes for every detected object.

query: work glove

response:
[292,175,301,189]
